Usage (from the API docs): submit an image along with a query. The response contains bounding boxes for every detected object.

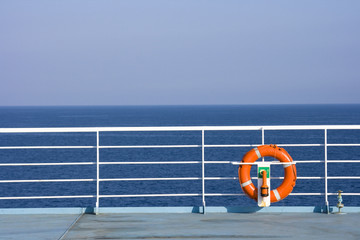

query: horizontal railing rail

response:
[0,125,359,213]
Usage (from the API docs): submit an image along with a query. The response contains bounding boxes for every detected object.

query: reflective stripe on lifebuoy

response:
[238,144,297,203]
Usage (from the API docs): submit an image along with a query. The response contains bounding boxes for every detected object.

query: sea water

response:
[0,105,359,208]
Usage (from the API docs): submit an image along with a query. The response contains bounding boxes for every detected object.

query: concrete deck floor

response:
[0,212,359,240]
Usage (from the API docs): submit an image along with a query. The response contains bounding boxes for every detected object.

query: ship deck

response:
[1,209,359,240]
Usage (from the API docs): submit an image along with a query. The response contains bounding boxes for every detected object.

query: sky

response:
[0,0,359,106]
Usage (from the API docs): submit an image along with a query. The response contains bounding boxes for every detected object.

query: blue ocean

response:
[0,105,359,208]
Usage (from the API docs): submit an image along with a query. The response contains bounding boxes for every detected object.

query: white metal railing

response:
[0,125,360,213]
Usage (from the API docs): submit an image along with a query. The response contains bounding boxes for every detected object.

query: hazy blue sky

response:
[1,0,359,106]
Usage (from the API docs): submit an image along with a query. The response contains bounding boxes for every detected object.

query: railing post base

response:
[326,202,330,214]
[201,205,206,214]
[322,204,330,214]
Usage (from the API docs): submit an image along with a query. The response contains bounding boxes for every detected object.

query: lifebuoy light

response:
[238,144,297,203]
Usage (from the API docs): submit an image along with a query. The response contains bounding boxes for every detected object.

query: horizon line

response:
[0,103,360,108]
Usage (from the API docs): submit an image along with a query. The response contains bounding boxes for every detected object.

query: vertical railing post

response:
[201,129,206,214]
[324,128,329,213]
[262,127,265,162]
[95,130,100,214]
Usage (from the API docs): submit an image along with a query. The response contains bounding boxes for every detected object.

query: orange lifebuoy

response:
[238,144,297,203]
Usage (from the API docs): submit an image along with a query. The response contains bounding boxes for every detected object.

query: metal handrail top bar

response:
[1,125,360,133]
